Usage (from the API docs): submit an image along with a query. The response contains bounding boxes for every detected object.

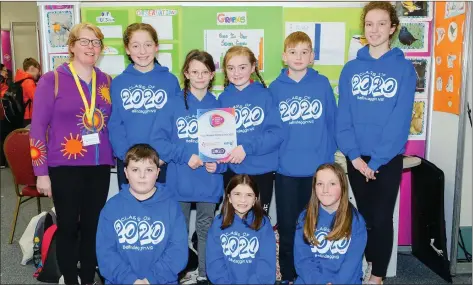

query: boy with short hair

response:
[268,31,338,282]
[14,57,41,126]
[96,144,188,285]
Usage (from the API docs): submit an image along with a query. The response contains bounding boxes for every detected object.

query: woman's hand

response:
[37,175,52,197]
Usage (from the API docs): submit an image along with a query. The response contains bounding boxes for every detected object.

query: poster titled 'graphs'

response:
[204,30,264,71]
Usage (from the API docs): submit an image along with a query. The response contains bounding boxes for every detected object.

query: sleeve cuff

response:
[34,167,49,176]
[122,273,139,285]
[367,159,382,172]
[347,149,361,161]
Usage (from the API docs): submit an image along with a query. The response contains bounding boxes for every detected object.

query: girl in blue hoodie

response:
[218,46,283,214]
[96,144,188,284]
[336,2,416,284]
[206,174,276,284]
[150,50,225,284]
[108,23,180,189]
[294,163,367,284]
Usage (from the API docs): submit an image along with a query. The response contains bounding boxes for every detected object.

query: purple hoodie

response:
[29,63,114,176]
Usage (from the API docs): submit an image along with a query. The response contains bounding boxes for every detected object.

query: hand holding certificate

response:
[197,108,238,162]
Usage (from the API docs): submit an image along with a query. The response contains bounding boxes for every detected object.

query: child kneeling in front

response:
[294,163,367,284]
[206,174,276,284]
[96,144,188,284]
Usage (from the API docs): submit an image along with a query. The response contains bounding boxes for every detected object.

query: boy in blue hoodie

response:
[108,23,181,188]
[268,31,337,282]
[96,144,188,284]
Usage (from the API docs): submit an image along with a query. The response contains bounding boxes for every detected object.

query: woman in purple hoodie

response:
[30,23,113,285]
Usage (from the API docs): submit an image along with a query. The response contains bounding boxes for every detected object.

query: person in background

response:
[96,144,188,285]
[336,2,416,284]
[30,22,114,285]
[294,163,367,284]
[108,23,180,190]
[0,63,11,168]
[14,57,41,126]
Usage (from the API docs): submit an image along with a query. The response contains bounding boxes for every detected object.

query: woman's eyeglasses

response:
[76,38,102,47]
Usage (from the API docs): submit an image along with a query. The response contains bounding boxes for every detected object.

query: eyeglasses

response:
[188,70,211,78]
[76,38,102,47]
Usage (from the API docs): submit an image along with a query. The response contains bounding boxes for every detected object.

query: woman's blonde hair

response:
[67,22,104,61]
[303,163,356,245]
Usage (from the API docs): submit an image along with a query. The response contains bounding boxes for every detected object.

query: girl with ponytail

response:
[218,46,283,215]
[150,49,224,285]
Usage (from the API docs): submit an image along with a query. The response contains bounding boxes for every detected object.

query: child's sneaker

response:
[196,276,209,285]
[180,269,198,284]
[362,262,372,284]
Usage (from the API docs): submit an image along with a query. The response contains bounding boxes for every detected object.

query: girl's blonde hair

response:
[303,163,355,245]
[67,22,104,61]
[222,46,266,88]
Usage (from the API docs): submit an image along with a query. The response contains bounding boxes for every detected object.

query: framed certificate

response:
[197,108,237,162]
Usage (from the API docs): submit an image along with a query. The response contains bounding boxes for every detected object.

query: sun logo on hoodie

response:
[76,108,107,133]
[30,138,47,166]
[61,133,87,159]
[98,84,111,105]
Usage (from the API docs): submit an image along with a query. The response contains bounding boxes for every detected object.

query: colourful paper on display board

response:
[80,6,181,77]
[432,2,466,115]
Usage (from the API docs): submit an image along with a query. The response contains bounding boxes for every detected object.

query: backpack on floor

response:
[33,210,62,283]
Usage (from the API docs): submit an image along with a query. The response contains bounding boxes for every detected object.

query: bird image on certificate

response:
[197,108,237,162]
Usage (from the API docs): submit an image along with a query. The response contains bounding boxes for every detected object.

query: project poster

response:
[46,6,74,53]
[204,29,264,71]
[432,1,466,115]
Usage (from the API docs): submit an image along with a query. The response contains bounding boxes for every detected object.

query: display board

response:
[81,6,181,77]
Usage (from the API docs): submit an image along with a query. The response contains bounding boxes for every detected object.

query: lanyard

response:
[69,62,96,123]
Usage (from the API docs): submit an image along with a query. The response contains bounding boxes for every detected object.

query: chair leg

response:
[37,197,41,215]
[9,196,22,244]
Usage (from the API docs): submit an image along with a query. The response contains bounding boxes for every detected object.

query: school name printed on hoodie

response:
[310,226,351,260]
[176,114,198,144]
[351,71,399,102]
[114,215,166,251]
[120,84,168,113]
[278,95,323,125]
[234,104,265,133]
[220,231,260,264]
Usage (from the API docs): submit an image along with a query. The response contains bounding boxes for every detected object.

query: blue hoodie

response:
[336,46,416,171]
[218,82,283,174]
[206,213,276,284]
[294,206,367,284]
[149,91,226,203]
[96,183,188,284]
[269,68,337,177]
[108,63,180,160]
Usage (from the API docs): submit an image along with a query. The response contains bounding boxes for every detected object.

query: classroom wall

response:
[0,1,40,74]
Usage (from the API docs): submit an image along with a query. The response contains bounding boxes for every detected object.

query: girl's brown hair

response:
[181,49,216,110]
[67,22,104,61]
[123,23,159,64]
[222,46,266,88]
[361,1,400,40]
[303,163,355,245]
[220,174,266,230]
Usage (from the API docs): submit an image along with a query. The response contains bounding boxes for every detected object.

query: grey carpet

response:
[1,168,471,284]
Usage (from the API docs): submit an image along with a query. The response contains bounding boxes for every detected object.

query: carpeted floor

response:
[1,168,471,284]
